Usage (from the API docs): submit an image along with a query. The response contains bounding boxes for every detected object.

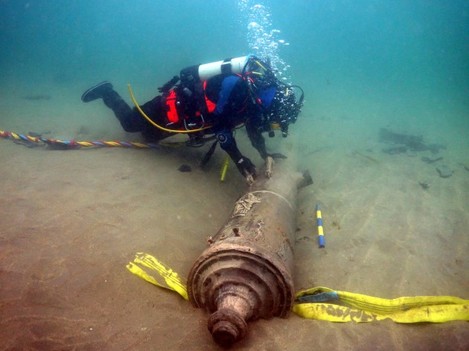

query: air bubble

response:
[237,0,292,83]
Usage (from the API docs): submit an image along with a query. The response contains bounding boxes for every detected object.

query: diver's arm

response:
[216,129,256,183]
[244,120,275,177]
[245,119,268,159]
[246,117,287,159]
[212,76,257,183]
[245,118,287,178]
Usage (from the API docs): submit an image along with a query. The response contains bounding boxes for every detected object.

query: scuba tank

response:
[199,56,249,80]
[180,56,251,86]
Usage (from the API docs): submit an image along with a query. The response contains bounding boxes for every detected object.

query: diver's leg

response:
[81,82,175,141]
[81,81,145,132]
[102,91,146,132]
[138,96,176,142]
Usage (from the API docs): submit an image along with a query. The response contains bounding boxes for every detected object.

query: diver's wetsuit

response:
[103,74,274,163]
[205,74,273,163]
[102,90,170,142]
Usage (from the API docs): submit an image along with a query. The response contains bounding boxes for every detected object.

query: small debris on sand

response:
[419,181,430,190]
[178,164,192,172]
[436,165,453,178]
[421,156,443,164]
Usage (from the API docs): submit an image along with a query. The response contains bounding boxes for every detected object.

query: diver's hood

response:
[234,55,305,137]
[266,84,304,137]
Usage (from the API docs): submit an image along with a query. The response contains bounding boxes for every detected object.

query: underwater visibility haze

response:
[1,0,468,350]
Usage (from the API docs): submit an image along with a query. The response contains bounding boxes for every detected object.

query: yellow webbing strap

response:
[294,286,469,323]
[126,252,188,300]
[126,253,469,323]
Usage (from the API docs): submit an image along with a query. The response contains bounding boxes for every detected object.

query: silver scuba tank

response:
[180,55,252,85]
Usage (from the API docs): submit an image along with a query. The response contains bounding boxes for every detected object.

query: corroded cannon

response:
[187,160,311,347]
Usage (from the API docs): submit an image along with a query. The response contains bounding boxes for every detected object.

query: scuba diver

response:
[81,55,304,184]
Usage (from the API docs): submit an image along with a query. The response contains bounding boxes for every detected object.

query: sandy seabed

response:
[0,87,468,351]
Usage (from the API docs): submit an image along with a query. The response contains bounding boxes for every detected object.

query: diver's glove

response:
[264,153,286,178]
[236,156,256,185]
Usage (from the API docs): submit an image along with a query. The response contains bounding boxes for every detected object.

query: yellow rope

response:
[127,83,211,134]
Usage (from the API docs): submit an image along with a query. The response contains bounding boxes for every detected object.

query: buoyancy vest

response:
[203,80,217,114]
[163,81,217,128]
[164,90,179,124]
[162,55,255,129]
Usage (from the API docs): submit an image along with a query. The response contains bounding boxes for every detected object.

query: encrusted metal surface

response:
[187,162,303,347]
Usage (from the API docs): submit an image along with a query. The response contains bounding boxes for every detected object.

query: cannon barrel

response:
[187,160,310,347]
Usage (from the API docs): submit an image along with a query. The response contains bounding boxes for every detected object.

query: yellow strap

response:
[126,252,188,300]
[126,253,469,323]
[294,286,469,323]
